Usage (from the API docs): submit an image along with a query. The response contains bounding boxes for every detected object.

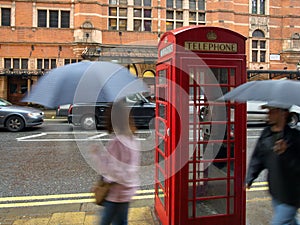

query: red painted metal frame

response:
[155,26,247,225]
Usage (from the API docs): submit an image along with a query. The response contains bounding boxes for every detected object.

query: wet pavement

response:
[0,190,276,225]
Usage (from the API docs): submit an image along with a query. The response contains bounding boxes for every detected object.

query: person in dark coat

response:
[246,104,300,225]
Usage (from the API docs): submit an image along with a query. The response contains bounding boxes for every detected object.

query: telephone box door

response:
[154,61,173,224]
[179,58,246,225]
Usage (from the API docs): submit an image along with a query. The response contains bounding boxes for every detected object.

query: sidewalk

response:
[1,205,159,225]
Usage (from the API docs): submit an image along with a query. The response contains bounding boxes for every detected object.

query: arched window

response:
[252,29,266,63]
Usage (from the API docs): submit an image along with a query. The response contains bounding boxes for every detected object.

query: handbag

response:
[93,177,112,206]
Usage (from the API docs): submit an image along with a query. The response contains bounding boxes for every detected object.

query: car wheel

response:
[6,115,25,132]
[289,112,299,128]
[81,114,97,130]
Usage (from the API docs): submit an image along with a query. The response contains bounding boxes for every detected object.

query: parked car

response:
[246,101,268,124]
[0,98,44,132]
[56,104,71,117]
[68,93,155,130]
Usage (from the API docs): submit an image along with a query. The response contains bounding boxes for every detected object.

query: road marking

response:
[88,133,109,139]
[247,136,261,139]
[0,183,267,208]
[0,190,155,208]
[17,133,47,140]
[17,132,147,142]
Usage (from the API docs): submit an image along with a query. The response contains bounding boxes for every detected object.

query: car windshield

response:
[0,98,12,106]
[126,93,149,103]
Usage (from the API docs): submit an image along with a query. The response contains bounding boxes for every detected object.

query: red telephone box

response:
[154,26,247,225]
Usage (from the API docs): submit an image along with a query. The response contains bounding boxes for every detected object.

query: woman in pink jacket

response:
[90,100,141,225]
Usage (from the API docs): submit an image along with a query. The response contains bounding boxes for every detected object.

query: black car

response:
[68,93,155,130]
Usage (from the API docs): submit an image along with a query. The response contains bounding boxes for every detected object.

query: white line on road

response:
[17,132,147,142]
[16,133,47,141]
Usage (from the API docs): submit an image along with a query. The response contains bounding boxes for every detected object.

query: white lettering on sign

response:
[160,44,173,57]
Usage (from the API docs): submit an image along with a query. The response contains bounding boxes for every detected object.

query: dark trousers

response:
[99,201,129,225]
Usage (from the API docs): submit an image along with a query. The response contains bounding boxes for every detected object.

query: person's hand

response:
[273,139,287,155]
[245,184,251,190]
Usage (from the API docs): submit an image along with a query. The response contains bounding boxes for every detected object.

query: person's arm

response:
[245,139,265,188]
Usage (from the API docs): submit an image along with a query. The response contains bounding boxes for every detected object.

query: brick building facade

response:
[0,0,299,104]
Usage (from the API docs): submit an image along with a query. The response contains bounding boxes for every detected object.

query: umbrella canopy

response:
[219,79,300,109]
[22,61,149,108]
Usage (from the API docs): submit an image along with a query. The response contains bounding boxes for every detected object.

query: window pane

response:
[144,9,151,18]
[252,0,257,14]
[109,18,117,30]
[37,59,43,69]
[134,9,142,17]
[176,0,182,8]
[21,59,28,69]
[189,12,196,21]
[119,8,127,17]
[61,11,70,28]
[176,11,183,20]
[198,0,205,10]
[176,22,183,28]
[38,10,47,27]
[253,30,264,37]
[167,0,173,8]
[4,58,11,69]
[252,51,258,62]
[51,59,56,69]
[167,10,173,19]
[190,0,196,10]
[260,51,266,62]
[1,8,11,26]
[119,19,127,30]
[252,40,258,48]
[109,0,117,4]
[134,0,142,5]
[144,20,151,31]
[44,59,49,69]
[71,59,77,63]
[260,0,265,14]
[13,59,19,69]
[134,19,142,31]
[109,7,117,16]
[166,21,173,30]
[199,13,205,21]
[144,0,151,6]
[260,41,266,49]
[49,10,58,28]
[64,59,70,65]
[119,0,127,5]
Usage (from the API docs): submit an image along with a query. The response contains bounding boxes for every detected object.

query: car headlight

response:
[28,112,43,117]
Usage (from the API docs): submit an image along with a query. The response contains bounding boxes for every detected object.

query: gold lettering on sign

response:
[185,42,238,53]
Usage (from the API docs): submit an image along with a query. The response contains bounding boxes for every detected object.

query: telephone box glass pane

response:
[158,136,165,153]
[187,65,237,218]
[158,186,165,206]
[196,199,227,216]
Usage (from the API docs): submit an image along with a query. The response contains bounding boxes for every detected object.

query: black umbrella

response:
[22,61,149,108]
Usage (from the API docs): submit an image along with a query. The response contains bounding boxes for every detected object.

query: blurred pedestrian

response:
[246,104,300,225]
[90,100,141,225]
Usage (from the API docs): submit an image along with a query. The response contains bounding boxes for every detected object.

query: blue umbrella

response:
[22,61,149,108]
